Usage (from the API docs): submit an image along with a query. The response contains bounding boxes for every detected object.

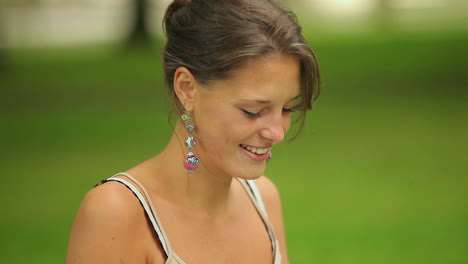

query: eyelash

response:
[241,108,296,118]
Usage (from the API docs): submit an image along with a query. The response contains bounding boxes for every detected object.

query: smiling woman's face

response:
[192,54,301,180]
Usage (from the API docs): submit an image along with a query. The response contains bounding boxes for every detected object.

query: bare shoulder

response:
[66,181,152,264]
[253,175,281,203]
[80,181,142,219]
[254,176,290,264]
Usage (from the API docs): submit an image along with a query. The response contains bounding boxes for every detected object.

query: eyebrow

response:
[242,94,301,104]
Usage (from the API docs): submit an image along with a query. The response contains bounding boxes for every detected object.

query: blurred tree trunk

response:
[127,0,152,47]
[375,0,392,32]
[0,11,7,70]
[0,45,6,70]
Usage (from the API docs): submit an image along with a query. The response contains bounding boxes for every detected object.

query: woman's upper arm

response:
[66,182,147,264]
[255,176,290,264]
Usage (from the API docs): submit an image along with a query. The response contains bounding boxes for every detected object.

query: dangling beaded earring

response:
[181,111,199,173]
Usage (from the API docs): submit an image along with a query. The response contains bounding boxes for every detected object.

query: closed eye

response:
[282,107,296,113]
[242,108,295,118]
[241,109,262,118]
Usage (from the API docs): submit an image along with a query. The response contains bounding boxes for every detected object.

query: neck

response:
[148,121,235,216]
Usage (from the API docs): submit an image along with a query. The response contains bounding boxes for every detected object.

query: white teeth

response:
[257,148,267,154]
[241,144,269,155]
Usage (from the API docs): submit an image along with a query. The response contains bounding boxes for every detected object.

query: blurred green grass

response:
[1,30,467,263]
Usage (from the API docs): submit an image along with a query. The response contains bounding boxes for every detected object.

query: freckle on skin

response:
[112,236,116,240]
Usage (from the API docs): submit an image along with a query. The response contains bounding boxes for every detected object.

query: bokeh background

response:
[1,0,467,263]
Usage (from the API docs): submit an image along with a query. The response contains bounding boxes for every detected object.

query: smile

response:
[240,144,270,155]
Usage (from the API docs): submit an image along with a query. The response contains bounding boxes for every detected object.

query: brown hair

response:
[163,0,320,137]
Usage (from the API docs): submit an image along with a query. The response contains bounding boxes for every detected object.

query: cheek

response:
[197,109,254,149]
[195,104,234,143]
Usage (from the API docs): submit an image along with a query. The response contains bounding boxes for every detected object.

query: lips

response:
[239,144,271,162]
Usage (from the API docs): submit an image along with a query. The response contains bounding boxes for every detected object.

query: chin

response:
[229,164,266,180]
[228,151,269,180]
[235,173,264,181]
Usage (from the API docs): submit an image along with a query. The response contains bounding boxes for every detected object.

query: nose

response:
[259,114,287,143]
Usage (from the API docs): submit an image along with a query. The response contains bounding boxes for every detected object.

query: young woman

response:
[66,0,320,263]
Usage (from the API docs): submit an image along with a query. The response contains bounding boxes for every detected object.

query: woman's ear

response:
[173,67,197,111]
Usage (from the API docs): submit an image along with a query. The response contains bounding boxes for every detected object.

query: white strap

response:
[104,177,170,256]
[245,179,268,218]
[242,179,279,258]
[274,244,282,264]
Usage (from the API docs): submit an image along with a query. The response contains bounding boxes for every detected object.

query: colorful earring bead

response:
[181,114,191,121]
[185,136,197,149]
[183,152,199,173]
[185,123,195,132]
